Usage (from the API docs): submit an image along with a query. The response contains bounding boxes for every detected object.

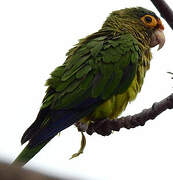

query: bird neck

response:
[101,16,151,49]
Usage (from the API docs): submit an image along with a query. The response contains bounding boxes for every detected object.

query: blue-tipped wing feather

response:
[29,98,101,147]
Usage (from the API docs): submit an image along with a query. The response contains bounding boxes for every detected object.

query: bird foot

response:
[87,119,112,136]
[75,122,89,132]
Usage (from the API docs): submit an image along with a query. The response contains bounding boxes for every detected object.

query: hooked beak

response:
[150,19,165,50]
[150,29,165,50]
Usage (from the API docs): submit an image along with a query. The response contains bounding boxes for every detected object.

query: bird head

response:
[102,7,165,50]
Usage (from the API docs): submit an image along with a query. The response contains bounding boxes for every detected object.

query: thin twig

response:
[150,0,173,29]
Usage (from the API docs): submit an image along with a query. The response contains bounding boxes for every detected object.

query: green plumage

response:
[45,32,140,109]
[12,7,163,166]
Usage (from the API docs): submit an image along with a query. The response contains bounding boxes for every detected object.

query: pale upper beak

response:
[150,19,165,50]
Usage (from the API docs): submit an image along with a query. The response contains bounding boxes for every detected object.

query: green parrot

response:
[12,7,165,166]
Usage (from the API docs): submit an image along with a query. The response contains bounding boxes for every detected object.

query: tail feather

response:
[12,109,88,166]
[12,141,48,167]
[12,96,102,166]
[21,108,49,144]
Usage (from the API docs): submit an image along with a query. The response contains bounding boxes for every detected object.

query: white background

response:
[0,0,173,180]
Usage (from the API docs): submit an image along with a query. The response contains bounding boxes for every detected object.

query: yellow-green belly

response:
[90,74,141,120]
[80,50,151,123]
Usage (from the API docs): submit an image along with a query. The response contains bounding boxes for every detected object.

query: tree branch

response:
[150,0,173,29]
[82,93,173,136]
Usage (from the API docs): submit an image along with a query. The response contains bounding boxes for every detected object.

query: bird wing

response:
[22,31,141,147]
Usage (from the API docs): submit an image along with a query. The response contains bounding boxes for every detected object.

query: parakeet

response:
[13,7,165,166]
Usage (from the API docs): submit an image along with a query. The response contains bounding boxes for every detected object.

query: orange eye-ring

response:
[141,15,158,28]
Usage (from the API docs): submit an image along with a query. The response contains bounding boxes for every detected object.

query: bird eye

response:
[144,16,152,23]
[141,15,158,28]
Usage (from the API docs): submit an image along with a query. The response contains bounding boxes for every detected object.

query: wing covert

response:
[45,32,141,110]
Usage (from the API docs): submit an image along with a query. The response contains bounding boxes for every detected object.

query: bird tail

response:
[11,141,48,167]
[11,92,101,166]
